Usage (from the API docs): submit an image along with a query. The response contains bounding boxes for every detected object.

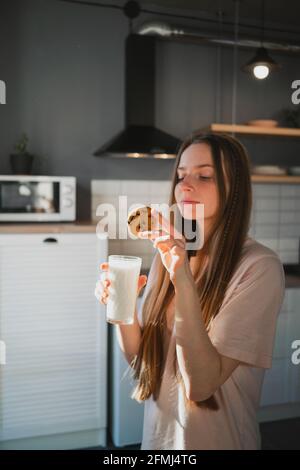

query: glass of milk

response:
[106,255,142,325]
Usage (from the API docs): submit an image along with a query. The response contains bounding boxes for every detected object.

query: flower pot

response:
[10,153,34,175]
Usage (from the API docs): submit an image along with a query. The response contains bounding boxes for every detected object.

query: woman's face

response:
[174,143,219,228]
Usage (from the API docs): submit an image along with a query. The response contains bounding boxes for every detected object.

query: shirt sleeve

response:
[208,254,286,369]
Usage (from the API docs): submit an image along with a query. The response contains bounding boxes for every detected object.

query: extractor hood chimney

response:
[94,34,181,159]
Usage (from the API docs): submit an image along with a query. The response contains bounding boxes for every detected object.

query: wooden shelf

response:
[251,175,300,183]
[206,123,300,137]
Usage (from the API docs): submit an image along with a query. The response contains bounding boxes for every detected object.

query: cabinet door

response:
[260,288,300,408]
[0,233,107,442]
[287,290,300,403]
[260,358,290,407]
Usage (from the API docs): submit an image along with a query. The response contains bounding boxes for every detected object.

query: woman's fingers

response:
[95,283,104,303]
[152,236,186,257]
[137,274,147,294]
[100,296,108,305]
[95,289,108,304]
[138,229,186,251]
[100,271,110,286]
[137,229,169,240]
[153,236,176,253]
[100,262,109,271]
[95,264,111,304]
[97,261,148,303]
[95,280,108,296]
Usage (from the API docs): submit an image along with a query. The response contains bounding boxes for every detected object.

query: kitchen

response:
[0,0,300,453]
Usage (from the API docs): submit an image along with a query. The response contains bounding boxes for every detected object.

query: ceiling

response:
[62,1,300,39]
[138,0,300,33]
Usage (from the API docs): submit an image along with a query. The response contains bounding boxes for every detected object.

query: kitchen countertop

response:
[284,266,300,289]
[285,275,300,288]
[0,220,97,233]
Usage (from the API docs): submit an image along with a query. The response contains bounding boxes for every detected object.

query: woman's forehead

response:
[179,143,214,167]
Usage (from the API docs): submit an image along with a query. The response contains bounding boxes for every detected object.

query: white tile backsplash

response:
[256,198,280,211]
[280,185,298,198]
[280,199,299,211]
[278,251,299,264]
[91,180,300,267]
[253,184,300,264]
[150,181,172,198]
[279,224,300,238]
[255,225,278,238]
[91,179,121,196]
[280,211,300,224]
[91,179,171,268]
[254,211,280,224]
[278,238,299,251]
[120,180,151,196]
[253,184,280,198]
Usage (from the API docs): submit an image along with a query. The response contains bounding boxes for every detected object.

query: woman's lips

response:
[181,200,198,204]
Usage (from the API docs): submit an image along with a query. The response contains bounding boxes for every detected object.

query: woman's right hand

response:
[94,262,148,305]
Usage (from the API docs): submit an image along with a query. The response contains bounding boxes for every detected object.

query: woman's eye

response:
[177,175,212,181]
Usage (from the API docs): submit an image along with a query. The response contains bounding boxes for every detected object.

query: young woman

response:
[96,132,285,450]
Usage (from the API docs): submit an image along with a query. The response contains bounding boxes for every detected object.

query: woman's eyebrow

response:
[177,164,214,170]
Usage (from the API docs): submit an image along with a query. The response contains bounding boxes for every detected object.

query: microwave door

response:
[0,181,60,214]
[31,182,59,214]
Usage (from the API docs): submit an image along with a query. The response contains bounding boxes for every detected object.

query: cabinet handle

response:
[43,237,58,243]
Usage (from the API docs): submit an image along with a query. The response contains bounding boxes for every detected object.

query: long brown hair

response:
[130,131,252,410]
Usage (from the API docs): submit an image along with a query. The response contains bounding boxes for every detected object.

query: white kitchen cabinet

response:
[259,288,300,420]
[0,232,108,449]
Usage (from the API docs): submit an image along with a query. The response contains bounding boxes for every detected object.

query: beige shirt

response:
[137,236,285,450]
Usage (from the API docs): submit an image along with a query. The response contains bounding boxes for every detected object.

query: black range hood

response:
[94,34,181,159]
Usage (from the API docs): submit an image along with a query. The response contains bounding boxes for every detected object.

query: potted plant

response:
[10,133,34,174]
[277,108,300,128]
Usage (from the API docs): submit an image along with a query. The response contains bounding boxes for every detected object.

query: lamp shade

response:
[242,47,280,78]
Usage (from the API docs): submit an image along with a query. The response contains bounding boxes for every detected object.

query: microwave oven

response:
[0,175,76,222]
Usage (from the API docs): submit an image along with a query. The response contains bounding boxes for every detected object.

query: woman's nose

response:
[179,176,194,190]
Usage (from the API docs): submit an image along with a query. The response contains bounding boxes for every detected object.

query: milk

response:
[106,255,142,325]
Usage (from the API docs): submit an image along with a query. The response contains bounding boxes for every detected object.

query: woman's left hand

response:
[137,208,190,284]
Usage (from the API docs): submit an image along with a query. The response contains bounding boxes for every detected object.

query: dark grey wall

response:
[1,0,299,220]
